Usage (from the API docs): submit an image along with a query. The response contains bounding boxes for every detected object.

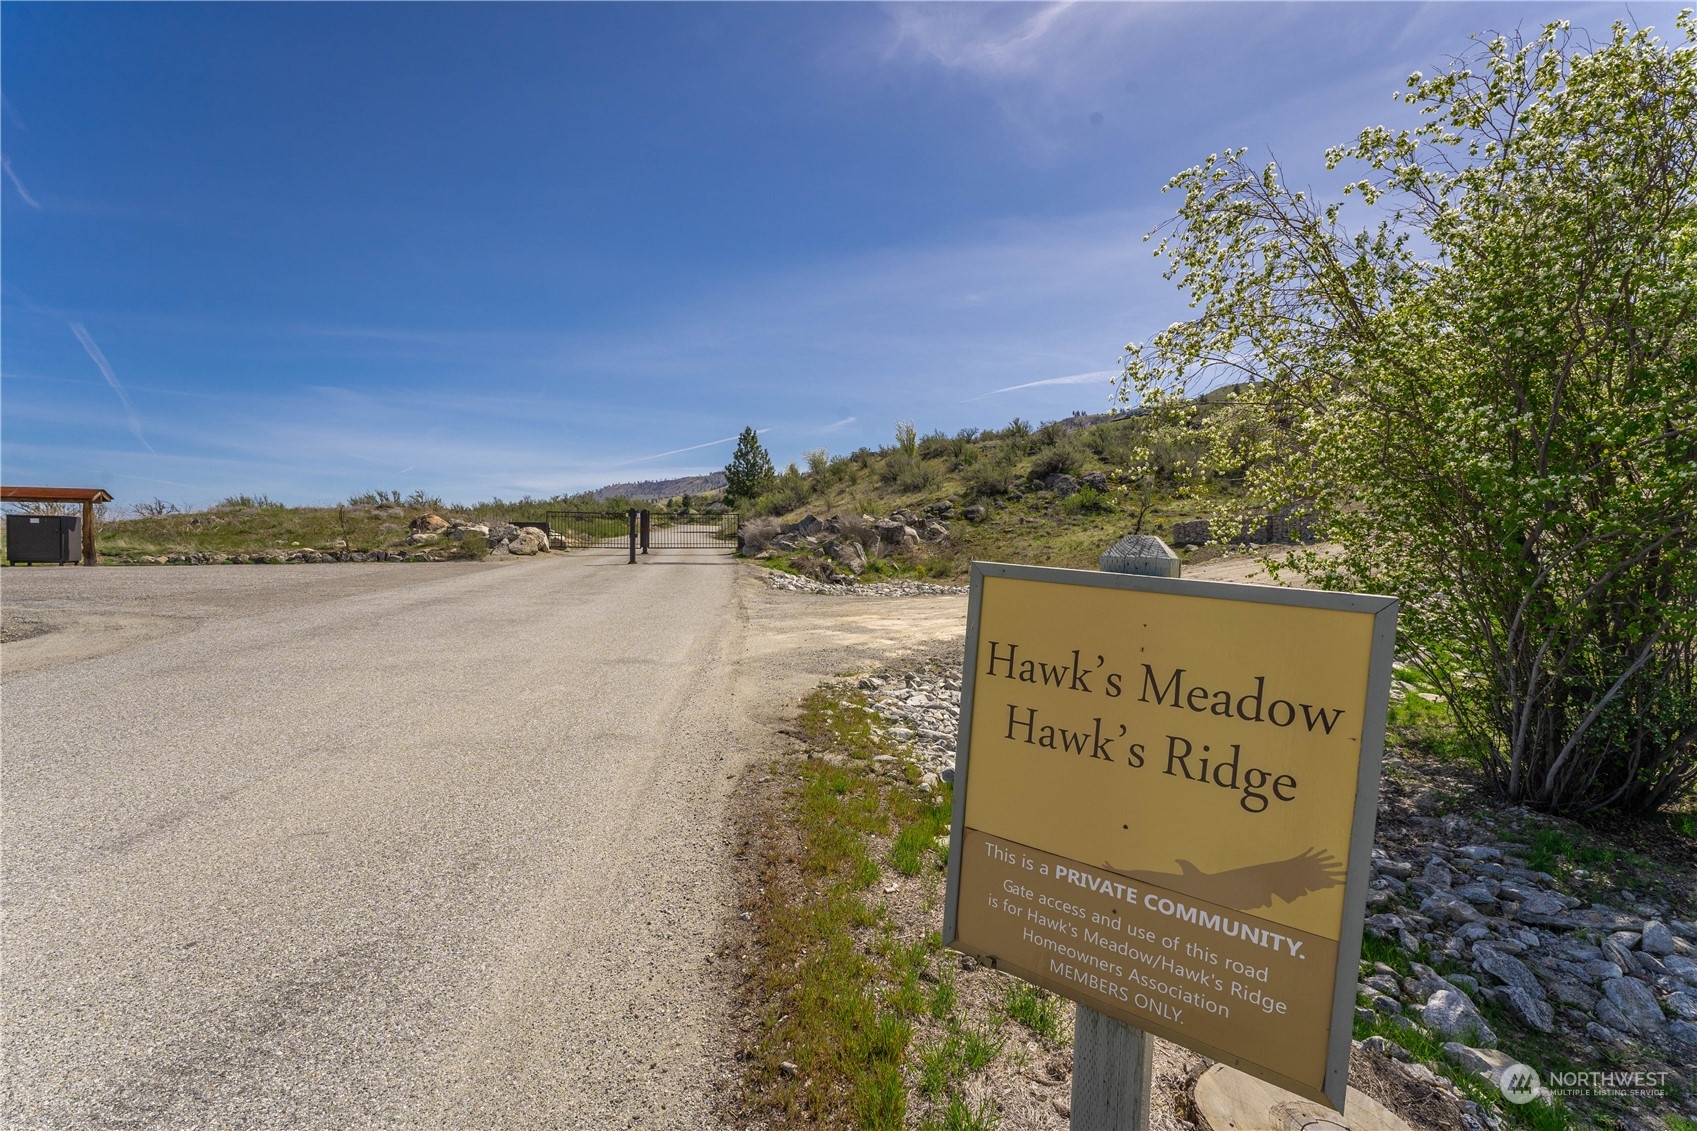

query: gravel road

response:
[1,554,966,1130]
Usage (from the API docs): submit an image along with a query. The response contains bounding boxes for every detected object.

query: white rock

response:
[1422,988,1496,1046]
[1602,976,1666,1037]
[1642,920,1677,956]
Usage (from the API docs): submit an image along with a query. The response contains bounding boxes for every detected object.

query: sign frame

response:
[942,560,1399,1110]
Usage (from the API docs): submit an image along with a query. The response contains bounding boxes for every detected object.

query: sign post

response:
[1072,535,1179,1130]
[943,551,1397,1115]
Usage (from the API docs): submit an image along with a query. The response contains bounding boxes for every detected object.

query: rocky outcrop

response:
[744,507,953,587]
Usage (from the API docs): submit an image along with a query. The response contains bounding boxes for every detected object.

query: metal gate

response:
[640,510,739,549]
[545,509,739,559]
[548,510,634,550]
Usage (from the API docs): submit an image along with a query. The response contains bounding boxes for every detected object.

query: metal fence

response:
[548,511,633,550]
[545,510,740,556]
[640,510,739,549]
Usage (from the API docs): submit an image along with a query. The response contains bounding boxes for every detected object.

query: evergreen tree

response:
[723,427,775,505]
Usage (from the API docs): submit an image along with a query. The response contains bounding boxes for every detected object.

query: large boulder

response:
[1642,921,1677,956]
[409,513,450,533]
[508,529,549,556]
[826,538,867,575]
[451,523,490,541]
[1473,946,1554,1033]
[1043,473,1080,497]
[1602,975,1667,1038]
[1421,987,1496,1046]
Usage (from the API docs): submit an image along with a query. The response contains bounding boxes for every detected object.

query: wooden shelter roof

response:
[1,486,114,504]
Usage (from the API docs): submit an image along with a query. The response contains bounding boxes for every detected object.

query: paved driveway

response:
[2,554,964,1129]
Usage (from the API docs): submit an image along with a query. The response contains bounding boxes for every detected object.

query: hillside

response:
[589,473,726,502]
[5,405,1284,571]
[730,411,1275,584]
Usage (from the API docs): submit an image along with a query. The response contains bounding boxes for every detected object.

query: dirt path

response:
[1,556,965,1130]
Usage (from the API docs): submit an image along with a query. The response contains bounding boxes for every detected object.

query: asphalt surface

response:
[1,553,967,1130]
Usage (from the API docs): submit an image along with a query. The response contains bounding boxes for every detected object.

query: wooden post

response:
[81,500,97,566]
[1071,1005,1154,1131]
[1070,533,1181,1130]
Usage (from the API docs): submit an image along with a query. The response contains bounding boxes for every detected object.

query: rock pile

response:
[483,521,552,556]
[110,513,555,565]
[854,668,962,794]
[1034,470,1109,499]
[1357,829,1697,1066]
[764,573,967,597]
[406,516,551,555]
[743,507,952,585]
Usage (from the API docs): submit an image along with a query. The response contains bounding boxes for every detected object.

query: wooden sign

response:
[943,562,1398,1108]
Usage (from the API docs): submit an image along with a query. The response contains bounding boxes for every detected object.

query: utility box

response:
[6,514,81,564]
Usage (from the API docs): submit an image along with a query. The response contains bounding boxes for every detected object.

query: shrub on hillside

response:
[1062,485,1113,514]
[963,453,1018,499]
[879,452,940,493]
[739,516,782,554]
[1028,438,1084,480]
[917,430,952,460]
[1033,420,1070,448]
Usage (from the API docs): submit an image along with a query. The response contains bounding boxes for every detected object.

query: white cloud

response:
[612,434,743,466]
[967,369,1117,401]
[3,156,42,209]
[70,322,154,453]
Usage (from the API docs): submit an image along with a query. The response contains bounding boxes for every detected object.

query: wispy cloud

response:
[612,433,744,466]
[967,369,1117,401]
[3,156,42,209]
[819,416,858,432]
[70,322,155,453]
[875,3,1155,158]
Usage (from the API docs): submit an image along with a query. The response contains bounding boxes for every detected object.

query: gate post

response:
[640,509,651,555]
[627,509,637,564]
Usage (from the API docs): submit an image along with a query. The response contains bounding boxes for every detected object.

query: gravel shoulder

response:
[0,556,967,1129]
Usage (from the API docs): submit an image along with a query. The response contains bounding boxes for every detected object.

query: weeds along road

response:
[0,553,966,1130]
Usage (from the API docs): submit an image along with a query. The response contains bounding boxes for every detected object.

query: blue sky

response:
[2,2,1682,508]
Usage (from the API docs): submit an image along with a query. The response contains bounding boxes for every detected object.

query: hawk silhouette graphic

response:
[1120,848,1344,912]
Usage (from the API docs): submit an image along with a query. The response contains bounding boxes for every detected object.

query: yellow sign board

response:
[943,563,1398,1109]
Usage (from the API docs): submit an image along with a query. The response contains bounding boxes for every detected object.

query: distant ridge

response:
[589,472,727,502]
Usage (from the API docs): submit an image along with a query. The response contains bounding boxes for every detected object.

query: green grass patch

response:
[891,801,952,877]
[1352,1011,1576,1131]
[745,686,964,1128]
[1359,932,1415,977]
[1001,981,1063,1043]
[918,1093,998,1131]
